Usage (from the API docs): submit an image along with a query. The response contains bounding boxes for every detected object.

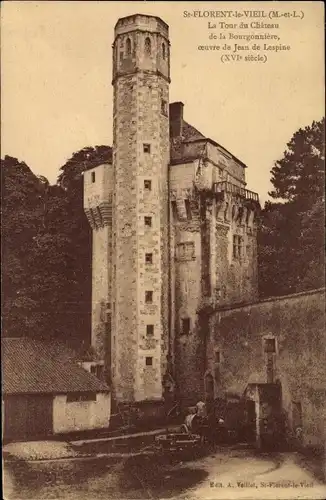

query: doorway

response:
[204,373,214,400]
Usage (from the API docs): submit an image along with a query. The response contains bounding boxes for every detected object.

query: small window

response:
[144,179,152,190]
[182,317,191,335]
[233,235,243,259]
[177,242,195,261]
[162,42,166,60]
[96,365,104,379]
[161,99,168,116]
[146,325,154,336]
[145,253,153,264]
[143,143,151,153]
[126,37,131,56]
[67,392,97,403]
[264,338,276,353]
[215,351,221,364]
[91,365,104,380]
[145,291,153,303]
[185,199,192,220]
[145,356,153,366]
[233,235,237,258]
[91,172,95,183]
[171,201,178,220]
[145,37,151,56]
[144,216,152,227]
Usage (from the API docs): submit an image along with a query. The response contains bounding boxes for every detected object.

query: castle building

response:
[83,14,260,407]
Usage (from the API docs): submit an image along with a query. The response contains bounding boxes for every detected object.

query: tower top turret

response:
[114,14,169,39]
[112,14,170,84]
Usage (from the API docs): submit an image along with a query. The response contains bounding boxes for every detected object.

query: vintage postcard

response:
[1,1,325,499]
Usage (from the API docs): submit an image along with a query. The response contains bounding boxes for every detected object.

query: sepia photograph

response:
[1,1,325,499]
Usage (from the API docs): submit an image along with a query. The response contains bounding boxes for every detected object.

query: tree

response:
[2,146,112,347]
[269,118,325,206]
[1,155,50,336]
[57,145,112,192]
[258,118,325,297]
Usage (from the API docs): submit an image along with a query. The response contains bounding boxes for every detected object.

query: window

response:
[91,172,95,183]
[67,392,97,403]
[161,99,168,116]
[264,338,276,353]
[143,143,151,153]
[91,365,104,379]
[144,216,152,227]
[145,253,153,264]
[145,37,151,56]
[185,199,192,220]
[171,201,178,220]
[292,401,303,429]
[177,242,195,261]
[181,317,191,335]
[215,351,221,363]
[144,179,152,190]
[145,290,153,303]
[162,42,166,60]
[146,324,154,336]
[126,37,131,56]
[233,235,243,259]
[145,356,153,366]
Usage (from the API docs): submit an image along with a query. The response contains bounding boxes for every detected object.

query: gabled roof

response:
[182,121,206,142]
[169,103,247,168]
[2,337,110,395]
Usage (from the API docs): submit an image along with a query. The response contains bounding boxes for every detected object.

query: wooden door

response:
[27,395,53,438]
[4,395,53,440]
[4,395,28,440]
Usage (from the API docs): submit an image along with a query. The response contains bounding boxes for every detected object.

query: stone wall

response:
[112,15,170,403]
[206,288,325,447]
[112,73,138,402]
[170,154,259,405]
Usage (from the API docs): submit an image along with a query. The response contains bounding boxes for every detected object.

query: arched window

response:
[162,42,166,60]
[145,37,151,56]
[126,37,131,56]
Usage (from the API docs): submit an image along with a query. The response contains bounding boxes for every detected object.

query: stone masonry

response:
[111,15,170,403]
[83,14,260,406]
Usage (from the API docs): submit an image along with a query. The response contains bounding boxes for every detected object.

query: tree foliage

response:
[1,146,111,347]
[1,156,47,336]
[258,118,325,297]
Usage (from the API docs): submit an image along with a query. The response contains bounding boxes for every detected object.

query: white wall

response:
[83,164,113,358]
[83,164,113,211]
[53,392,111,434]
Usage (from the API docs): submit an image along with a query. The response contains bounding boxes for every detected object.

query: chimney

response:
[169,102,184,138]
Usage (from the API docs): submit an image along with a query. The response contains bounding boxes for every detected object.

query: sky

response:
[1,1,324,203]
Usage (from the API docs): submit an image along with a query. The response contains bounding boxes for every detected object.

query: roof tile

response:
[2,338,110,394]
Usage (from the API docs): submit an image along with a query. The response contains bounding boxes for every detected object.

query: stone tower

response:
[84,162,113,367]
[111,15,170,402]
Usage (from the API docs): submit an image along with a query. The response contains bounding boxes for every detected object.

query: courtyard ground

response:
[3,445,326,500]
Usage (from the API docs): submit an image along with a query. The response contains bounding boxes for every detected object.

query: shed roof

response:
[2,337,110,395]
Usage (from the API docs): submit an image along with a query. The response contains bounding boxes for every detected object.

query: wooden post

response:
[255,386,261,449]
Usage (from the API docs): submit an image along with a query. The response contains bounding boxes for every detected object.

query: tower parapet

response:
[112,14,170,85]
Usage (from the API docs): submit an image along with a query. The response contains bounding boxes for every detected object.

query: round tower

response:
[111,15,170,403]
